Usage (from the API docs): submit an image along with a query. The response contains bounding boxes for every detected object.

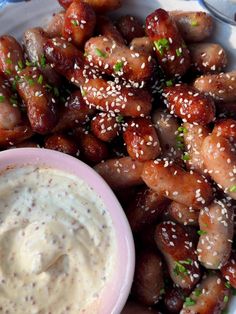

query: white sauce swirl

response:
[0,166,116,313]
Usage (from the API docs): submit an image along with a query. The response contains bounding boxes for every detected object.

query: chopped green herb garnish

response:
[176,48,183,57]
[0,95,5,102]
[224,295,229,303]
[230,185,236,192]
[184,297,196,307]
[29,78,35,86]
[6,58,12,65]
[232,288,236,296]
[197,230,207,236]
[176,135,184,143]
[166,80,173,87]
[26,60,32,67]
[225,281,231,289]
[95,48,107,58]
[54,87,59,97]
[160,288,165,295]
[85,124,90,132]
[174,260,192,275]
[176,134,184,149]
[174,261,188,276]
[27,78,34,86]
[71,20,79,26]
[116,114,124,124]
[40,55,46,69]
[37,74,43,85]
[10,95,18,105]
[18,60,24,69]
[178,126,188,134]
[177,143,184,149]
[222,310,228,314]
[5,69,11,75]
[114,61,124,72]
[191,20,198,27]
[60,96,66,103]
[194,289,202,297]
[176,126,187,150]
[154,38,170,56]
[182,153,190,161]
[81,87,87,97]
[12,75,20,90]
[45,83,52,91]
[179,259,192,265]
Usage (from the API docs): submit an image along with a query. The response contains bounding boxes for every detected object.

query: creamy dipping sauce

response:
[0,165,116,313]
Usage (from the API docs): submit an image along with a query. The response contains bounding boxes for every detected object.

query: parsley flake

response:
[12,75,20,90]
[230,185,236,192]
[176,48,183,57]
[54,87,59,97]
[179,259,192,265]
[81,87,87,97]
[45,83,52,91]
[197,230,207,236]
[40,55,46,69]
[6,58,12,65]
[154,38,170,56]
[18,60,24,69]
[191,20,198,27]
[176,134,184,149]
[26,60,32,67]
[71,20,79,26]
[166,80,173,87]
[232,288,236,296]
[0,95,5,102]
[116,114,124,124]
[225,281,231,289]
[27,78,34,86]
[5,69,11,75]
[182,153,190,161]
[178,126,188,134]
[194,288,202,297]
[176,135,184,143]
[176,126,187,150]
[85,124,90,132]
[114,61,124,72]
[37,74,43,85]
[10,95,18,105]
[184,297,196,307]
[160,288,165,295]
[174,261,188,276]
[95,48,107,58]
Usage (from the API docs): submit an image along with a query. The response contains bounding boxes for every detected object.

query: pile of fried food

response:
[0,0,236,313]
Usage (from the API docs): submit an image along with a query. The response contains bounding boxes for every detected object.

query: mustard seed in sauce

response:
[0,165,116,313]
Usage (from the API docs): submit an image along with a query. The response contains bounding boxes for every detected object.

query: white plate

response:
[1,0,236,69]
[0,0,236,312]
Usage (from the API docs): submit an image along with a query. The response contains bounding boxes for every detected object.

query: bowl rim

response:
[0,147,135,314]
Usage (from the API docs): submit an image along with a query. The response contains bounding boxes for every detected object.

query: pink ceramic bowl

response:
[0,148,135,314]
